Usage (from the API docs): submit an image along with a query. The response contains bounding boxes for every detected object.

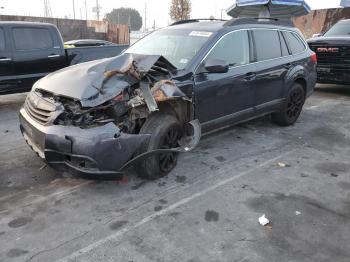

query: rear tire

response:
[272,83,305,126]
[136,114,183,180]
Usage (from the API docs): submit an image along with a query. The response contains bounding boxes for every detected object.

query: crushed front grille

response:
[24,91,57,125]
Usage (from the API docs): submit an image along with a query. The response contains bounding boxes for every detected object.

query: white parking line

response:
[56,150,293,262]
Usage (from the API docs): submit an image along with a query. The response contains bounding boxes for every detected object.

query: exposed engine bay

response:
[35,54,193,134]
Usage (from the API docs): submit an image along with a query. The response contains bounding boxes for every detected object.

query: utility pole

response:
[144,3,147,32]
[220,9,225,20]
[44,0,52,18]
[72,0,76,19]
[85,0,88,20]
[96,0,100,21]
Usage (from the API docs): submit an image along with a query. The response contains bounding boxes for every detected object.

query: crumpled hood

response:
[33,53,177,107]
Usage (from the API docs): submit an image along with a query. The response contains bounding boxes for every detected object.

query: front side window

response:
[205,30,250,67]
[12,27,53,50]
[126,28,212,70]
[253,29,281,61]
[0,28,5,50]
[283,32,305,54]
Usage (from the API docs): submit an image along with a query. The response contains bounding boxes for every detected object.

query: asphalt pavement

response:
[0,85,350,262]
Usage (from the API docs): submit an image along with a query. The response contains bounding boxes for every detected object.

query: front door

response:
[194,30,256,125]
[0,26,17,93]
[10,26,66,91]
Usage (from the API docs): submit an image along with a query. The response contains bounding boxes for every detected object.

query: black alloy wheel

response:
[159,127,181,173]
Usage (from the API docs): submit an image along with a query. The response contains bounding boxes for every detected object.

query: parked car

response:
[19,18,317,180]
[308,19,350,84]
[64,39,115,48]
[0,22,128,94]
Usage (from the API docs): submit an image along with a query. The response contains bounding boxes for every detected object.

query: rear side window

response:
[206,30,250,67]
[0,28,5,50]
[283,32,305,54]
[253,29,281,61]
[12,27,53,50]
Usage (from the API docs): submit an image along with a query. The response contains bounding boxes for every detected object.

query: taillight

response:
[311,52,317,64]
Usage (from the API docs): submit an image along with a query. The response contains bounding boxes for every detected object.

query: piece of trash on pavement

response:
[296,211,301,216]
[278,162,291,167]
[259,214,270,226]
[39,164,47,171]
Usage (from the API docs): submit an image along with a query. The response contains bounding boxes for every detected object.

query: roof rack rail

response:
[224,17,293,27]
[170,18,228,26]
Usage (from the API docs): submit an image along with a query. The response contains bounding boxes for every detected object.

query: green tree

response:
[170,0,191,21]
[105,8,142,31]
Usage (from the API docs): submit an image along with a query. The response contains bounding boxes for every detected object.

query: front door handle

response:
[0,57,12,61]
[48,54,60,58]
[245,72,256,81]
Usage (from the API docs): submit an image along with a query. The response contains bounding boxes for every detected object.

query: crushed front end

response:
[19,54,201,179]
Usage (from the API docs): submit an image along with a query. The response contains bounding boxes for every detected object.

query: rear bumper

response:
[19,108,149,180]
[317,65,350,84]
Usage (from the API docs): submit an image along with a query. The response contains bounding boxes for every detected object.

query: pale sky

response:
[0,0,342,28]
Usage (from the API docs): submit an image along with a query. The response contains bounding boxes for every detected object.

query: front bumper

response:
[19,108,149,179]
[317,65,350,84]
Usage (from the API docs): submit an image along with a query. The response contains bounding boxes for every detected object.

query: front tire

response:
[272,83,306,126]
[136,114,183,180]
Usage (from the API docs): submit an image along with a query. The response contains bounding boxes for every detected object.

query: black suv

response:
[19,18,317,180]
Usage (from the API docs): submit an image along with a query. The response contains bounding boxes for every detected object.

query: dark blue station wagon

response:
[19,18,317,180]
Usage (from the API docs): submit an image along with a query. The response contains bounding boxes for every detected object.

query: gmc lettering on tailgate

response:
[317,47,339,53]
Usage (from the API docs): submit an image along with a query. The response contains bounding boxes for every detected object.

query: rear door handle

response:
[245,72,256,81]
[0,58,12,61]
[48,54,60,58]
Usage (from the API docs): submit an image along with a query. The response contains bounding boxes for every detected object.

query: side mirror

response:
[204,59,229,73]
[312,33,322,38]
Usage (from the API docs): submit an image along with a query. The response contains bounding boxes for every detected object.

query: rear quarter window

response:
[12,27,53,51]
[0,28,5,50]
[283,32,305,54]
[253,29,282,61]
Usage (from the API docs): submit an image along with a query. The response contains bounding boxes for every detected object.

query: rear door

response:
[194,30,256,124]
[251,29,288,110]
[10,25,66,91]
[0,26,17,93]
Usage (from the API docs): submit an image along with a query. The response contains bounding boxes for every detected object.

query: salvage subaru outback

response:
[19,18,317,180]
